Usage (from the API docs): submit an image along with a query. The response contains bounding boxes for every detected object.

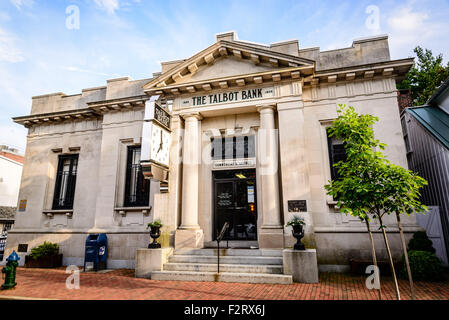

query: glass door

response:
[213,169,257,241]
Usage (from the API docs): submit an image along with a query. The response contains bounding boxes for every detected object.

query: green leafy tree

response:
[325,105,386,299]
[325,105,428,300]
[380,164,428,299]
[398,46,449,105]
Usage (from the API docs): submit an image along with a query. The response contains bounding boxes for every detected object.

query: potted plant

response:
[25,241,63,268]
[147,219,163,249]
[286,215,306,250]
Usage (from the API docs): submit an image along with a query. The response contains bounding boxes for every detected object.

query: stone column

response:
[174,112,204,248]
[257,104,284,248]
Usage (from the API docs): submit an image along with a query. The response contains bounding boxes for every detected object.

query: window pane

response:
[235,136,245,159]
[224,137,234,159]
[52,154,78,210]
[124,146,150,207]
[211,138,223,160]
[327,130,347,181]
[211,135,255,160]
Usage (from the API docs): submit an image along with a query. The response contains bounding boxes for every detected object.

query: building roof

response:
[0,151,24,164]
[406,106,449,150]
[0,206,16,221]
[427,76,449,106]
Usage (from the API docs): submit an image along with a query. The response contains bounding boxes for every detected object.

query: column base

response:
[258,227,284,249]
[174,229,204,249]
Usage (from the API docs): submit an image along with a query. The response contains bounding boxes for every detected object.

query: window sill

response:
[327,200,342,209]
[42,209,73,218]
[114,206,152,217]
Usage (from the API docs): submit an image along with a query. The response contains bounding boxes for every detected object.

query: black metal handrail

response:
[216,222,229,273]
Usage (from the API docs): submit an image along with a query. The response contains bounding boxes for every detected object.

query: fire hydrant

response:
[1,251,20,290]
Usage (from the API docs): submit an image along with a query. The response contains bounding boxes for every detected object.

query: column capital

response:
[256,104,277,113]
[180,112,203,121]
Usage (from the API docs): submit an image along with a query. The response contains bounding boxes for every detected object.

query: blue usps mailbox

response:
[83,233,108,272]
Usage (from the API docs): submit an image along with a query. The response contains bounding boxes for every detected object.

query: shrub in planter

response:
[400,250,444,281]
[25,241,63,268]
[147,219,163,249]
[408,231,436,254]
[286,214,306,250]
[29,241,59,259]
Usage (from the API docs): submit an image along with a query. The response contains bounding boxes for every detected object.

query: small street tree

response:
[325,104,428,300]
[325,105,385,299]
[381,164,428,299]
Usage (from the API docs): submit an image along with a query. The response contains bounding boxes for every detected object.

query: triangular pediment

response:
[143,40,315,95]
[173,55,277,85]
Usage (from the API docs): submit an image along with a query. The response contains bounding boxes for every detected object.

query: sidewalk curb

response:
[0,295,58,300]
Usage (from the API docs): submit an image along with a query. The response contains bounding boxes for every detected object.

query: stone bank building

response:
[5,32,420,275]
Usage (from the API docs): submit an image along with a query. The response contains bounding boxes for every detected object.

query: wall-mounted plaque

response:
[18,200,27,212]
[18,244,28,253]
[288,200,307,212]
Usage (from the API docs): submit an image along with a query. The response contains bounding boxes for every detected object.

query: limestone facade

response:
[5,32,420,270]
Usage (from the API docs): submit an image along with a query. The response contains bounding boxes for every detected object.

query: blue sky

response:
[1,0,449,152]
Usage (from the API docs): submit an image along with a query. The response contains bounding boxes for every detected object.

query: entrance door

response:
[213,169,257,241]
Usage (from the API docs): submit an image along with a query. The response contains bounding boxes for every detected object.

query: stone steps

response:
[151,271,292,284]
[152,249,290,284]
[168,254,283,265]
[163,262,283,274]
[174,248,283,257]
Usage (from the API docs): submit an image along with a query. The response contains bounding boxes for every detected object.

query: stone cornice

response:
[87,95,148,113]
[145,66,312,96]
[13,108,101,128]
[13,95,150,128]
[303,58,414,87]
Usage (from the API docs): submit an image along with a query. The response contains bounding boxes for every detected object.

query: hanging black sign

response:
[154,104,171,129]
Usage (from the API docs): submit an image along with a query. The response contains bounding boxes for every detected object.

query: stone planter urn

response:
[148,226,161,249]
[292,224,305,251]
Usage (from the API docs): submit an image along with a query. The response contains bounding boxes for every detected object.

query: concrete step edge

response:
[163,263,283,273]
[173,249,283,257]
[151,271,293,284]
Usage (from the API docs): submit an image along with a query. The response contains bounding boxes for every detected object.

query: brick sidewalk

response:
[0,268,448,300]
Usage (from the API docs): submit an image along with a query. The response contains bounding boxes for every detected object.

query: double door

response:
[213,169,257,241]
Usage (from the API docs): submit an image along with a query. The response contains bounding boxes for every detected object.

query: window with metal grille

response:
[1,222,13,236]
[124,146,150,207]
[327,130,347,181]
[211,135,255,160]
[52,154,78,210]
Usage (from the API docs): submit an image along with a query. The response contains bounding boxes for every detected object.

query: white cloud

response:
[9,0,34,10]
[385,5,449,60]
[94,0,120,15]
[388,7,429,32]
[0,12,11,21]
[0,28,24,63]
[0,124,27,152]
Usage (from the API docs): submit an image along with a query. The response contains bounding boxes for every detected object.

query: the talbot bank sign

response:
[182,87,274,107]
